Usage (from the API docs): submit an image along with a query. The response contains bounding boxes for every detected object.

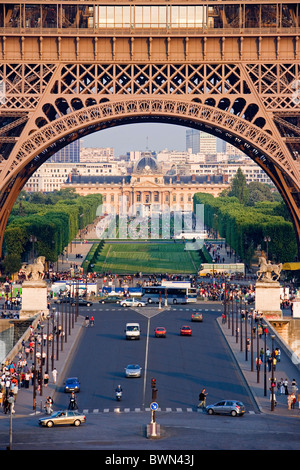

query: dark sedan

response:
[54,297,93,307]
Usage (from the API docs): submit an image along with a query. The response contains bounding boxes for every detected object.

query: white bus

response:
[199,263,245,276]
[141,281,197,304]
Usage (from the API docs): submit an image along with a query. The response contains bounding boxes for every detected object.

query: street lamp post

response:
[250,309,254,372]
[263,324,268,396]
[51,308,55,371]
[40,324,44,396]
[29,235,37,262]
[270,335,276,411]
[264,236,271,260]
[33,333,37,411]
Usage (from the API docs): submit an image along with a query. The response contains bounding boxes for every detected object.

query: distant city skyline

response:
[83,123,188,156]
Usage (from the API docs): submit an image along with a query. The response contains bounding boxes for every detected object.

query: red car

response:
[155,327,166,338]
[180,325,192,336]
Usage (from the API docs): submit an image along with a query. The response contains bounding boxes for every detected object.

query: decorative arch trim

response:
[2,97,299,191]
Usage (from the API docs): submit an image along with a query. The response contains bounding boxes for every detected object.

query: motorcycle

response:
[115,390,122,401]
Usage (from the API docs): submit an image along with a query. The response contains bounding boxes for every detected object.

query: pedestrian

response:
[24,372,30,389]
[7,392,15,414]
[291,392,296,409]
[268,356,272,372]
[255,357,262,371]
[297,391,300,409]
[52,367,58,384]
[288,394,293,410]
[44,371,49,387]
[291,379,298,393]
[284,378,289,395]
[279,378,285,394]
[197,388,207,410]
[45,396,53,415]
[259,347,264,363]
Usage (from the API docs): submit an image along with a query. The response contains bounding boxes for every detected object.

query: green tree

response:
[228,168,249,204]
[1,254,22,276]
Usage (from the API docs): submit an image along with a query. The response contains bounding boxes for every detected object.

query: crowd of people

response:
[0,319,58,414]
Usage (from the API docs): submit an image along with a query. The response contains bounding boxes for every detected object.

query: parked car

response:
[125,364,142,378]
[39,410,86,427]
[120,298,146,307]
[64,377,80,393]
[54,297,93,307]
[99,296,121,304]
[206,400,245,417]
[155,327,167,338]
[180,325,192,336]
[54,297,73,304]
[191,312,203,322]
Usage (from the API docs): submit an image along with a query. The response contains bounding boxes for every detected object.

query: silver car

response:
[125,364,142,378]
[39,410,86,427]
[206,400,245,417]
[120,298,146,307]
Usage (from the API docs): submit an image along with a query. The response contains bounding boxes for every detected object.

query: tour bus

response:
[141,281,197,304]
[198,263,245,277]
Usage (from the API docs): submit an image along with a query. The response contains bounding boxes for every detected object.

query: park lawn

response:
[92,241,200,274]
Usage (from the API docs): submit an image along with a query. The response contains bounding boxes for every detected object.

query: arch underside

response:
[0,96,300,258]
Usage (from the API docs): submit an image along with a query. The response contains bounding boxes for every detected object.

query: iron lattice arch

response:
[0,60,300,254]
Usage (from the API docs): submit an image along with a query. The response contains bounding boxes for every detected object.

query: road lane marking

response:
[142,317,150,407]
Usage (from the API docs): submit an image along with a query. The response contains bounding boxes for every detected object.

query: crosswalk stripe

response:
[72,407,256,414]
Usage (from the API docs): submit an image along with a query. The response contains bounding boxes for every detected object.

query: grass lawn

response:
[92,241,201,274]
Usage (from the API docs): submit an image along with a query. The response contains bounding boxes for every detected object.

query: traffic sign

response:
[150,402,158,411]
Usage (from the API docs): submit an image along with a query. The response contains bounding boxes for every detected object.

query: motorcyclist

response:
[68,391,78,410]
[115,384,122,400]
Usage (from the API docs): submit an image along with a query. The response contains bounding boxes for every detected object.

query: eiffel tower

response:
[0,1,299,254]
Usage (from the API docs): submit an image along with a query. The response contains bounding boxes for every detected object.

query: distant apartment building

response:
[48,140,81,163]
[189,158,273,185]
[24,161,121,192]
[80,147,114,162]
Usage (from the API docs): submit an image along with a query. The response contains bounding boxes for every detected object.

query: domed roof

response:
[135,154,160,174]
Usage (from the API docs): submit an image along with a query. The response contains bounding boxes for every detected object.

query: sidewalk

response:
[217,316,300,417]
[1,314,85,418]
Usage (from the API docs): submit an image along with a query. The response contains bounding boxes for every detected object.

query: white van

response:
[125,323,141,340]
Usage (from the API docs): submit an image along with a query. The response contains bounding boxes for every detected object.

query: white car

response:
[125,364,142,378]
[120,298,146,307]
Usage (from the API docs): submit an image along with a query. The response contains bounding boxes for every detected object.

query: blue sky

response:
[82,122,187,156]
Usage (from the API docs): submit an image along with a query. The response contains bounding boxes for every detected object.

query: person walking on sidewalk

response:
[197,388,207,410]
[52,367,58,384]
[297,391,300,409]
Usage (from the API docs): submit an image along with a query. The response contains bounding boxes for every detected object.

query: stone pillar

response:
[20,280,49,320]
[255,281,282,319]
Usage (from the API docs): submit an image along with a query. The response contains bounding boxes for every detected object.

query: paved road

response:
[1,302,300,451]
[53,303,258,415]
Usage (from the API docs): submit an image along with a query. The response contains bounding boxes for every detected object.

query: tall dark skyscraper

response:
[186,129,200,153]
[49,140,80,163]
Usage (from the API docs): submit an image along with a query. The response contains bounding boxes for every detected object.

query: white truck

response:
[125,323,141,340]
